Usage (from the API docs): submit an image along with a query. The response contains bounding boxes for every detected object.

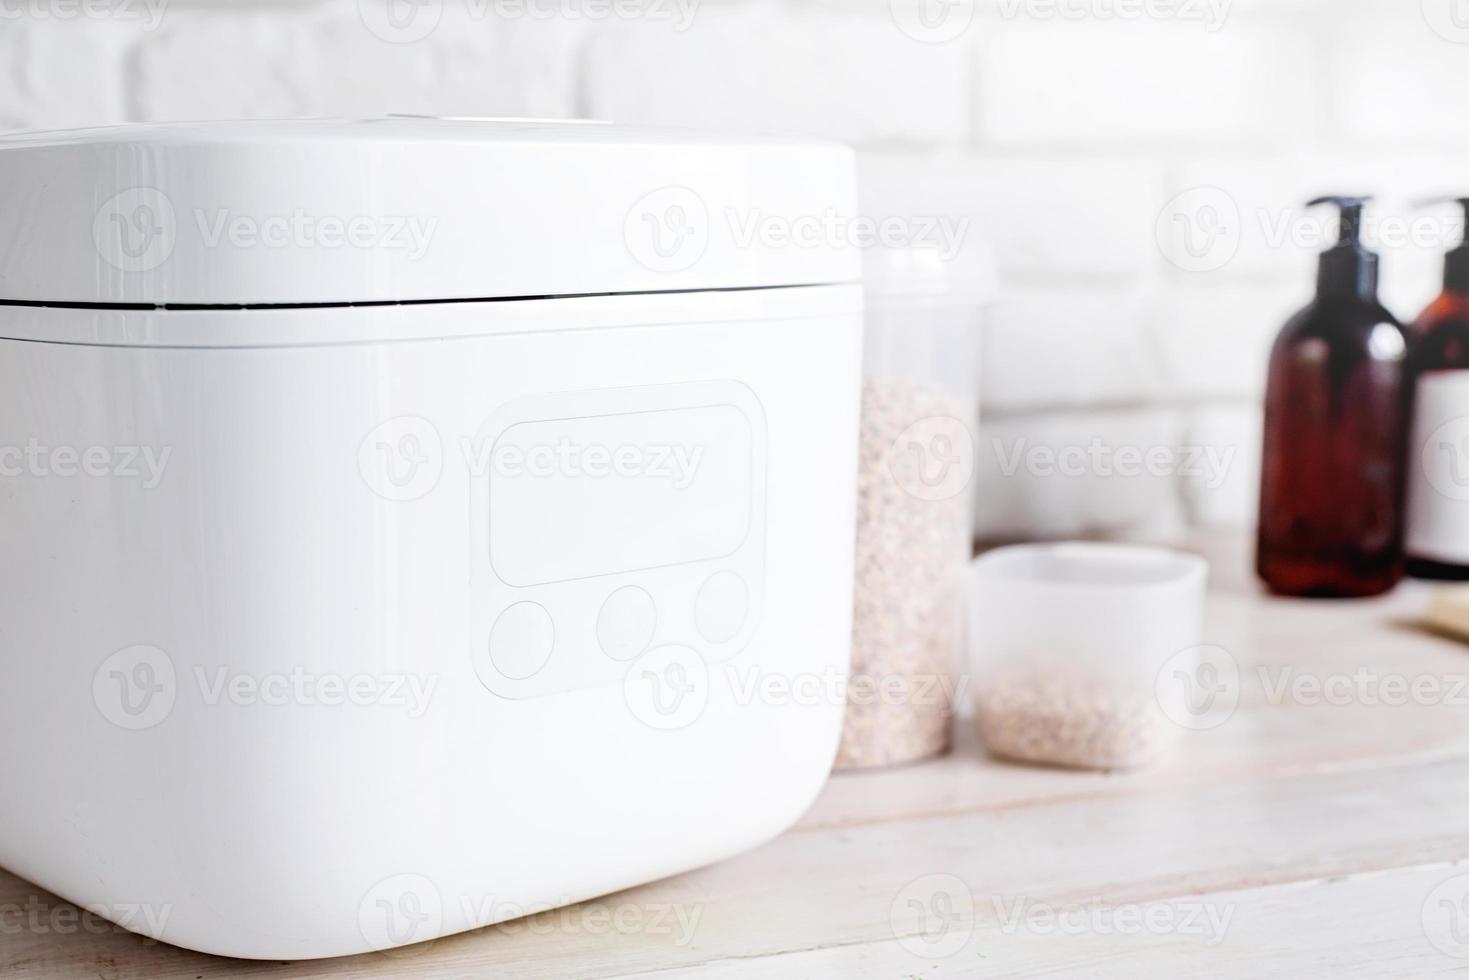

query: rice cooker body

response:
[0,120,862,959]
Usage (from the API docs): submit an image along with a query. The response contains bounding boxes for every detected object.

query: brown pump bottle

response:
[1404,198,1469,579]
[1256,196,1410,597]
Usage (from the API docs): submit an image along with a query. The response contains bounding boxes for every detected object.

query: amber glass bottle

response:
[1405,198,1469,579]
[1256,197,1409,597]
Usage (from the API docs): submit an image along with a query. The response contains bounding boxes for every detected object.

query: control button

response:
[488,602,555,680]
[695,571,749,644]
[597,586,657,662]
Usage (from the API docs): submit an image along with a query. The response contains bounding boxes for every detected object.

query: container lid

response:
[861,232,996,309]
[0,118,860,307]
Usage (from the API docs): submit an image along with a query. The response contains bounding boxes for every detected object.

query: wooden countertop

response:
[7,533,1469,978]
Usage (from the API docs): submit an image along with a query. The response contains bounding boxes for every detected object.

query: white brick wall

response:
[974,18,1318,146]
[0,19,130,127]
[0,0,1460,541]
[584,4,971,142]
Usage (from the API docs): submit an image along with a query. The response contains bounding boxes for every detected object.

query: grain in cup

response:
[968,543,1208,771]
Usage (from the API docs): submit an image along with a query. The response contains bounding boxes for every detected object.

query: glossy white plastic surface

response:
[0,119,858,306]
[0,286,863,959]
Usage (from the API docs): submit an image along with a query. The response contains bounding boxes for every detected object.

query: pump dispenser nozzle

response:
[1415,197,1469,294]
[1308,195,1377,300]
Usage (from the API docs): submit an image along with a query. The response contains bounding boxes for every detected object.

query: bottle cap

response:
[1308,195,1378,301]
[1416,197,1469,294]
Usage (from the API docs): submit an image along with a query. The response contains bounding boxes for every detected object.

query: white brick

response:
[1329,8,1469,146]
[133,4,581,121]
[0,18,133,130]
[583,4,969,143]
[975,0,1333,17]
[310,8,583,118]
[1180,403,1261,529]
[974,17,1319,145]
[858,152,1166,279]
[973,408,1187,541]
[803,0,1331,28]
[982,286,1161,412]
[1147,283,1301,400]
[132,10,316,120]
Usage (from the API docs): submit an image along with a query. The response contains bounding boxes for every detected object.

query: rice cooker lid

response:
[0,118,860,308]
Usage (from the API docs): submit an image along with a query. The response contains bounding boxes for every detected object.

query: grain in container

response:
[0,119,863,959]
[834,241,992,770]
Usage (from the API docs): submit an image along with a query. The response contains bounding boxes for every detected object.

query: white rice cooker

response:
[0,118,862,959]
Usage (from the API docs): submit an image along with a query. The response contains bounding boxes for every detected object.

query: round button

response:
[597,586,658,662]
[695,571,749,644]
[488,602,555,680]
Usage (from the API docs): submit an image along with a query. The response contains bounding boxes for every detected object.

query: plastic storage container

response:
[834,243,992,770]
[0,119,864,959]
[969,543,1208,771]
